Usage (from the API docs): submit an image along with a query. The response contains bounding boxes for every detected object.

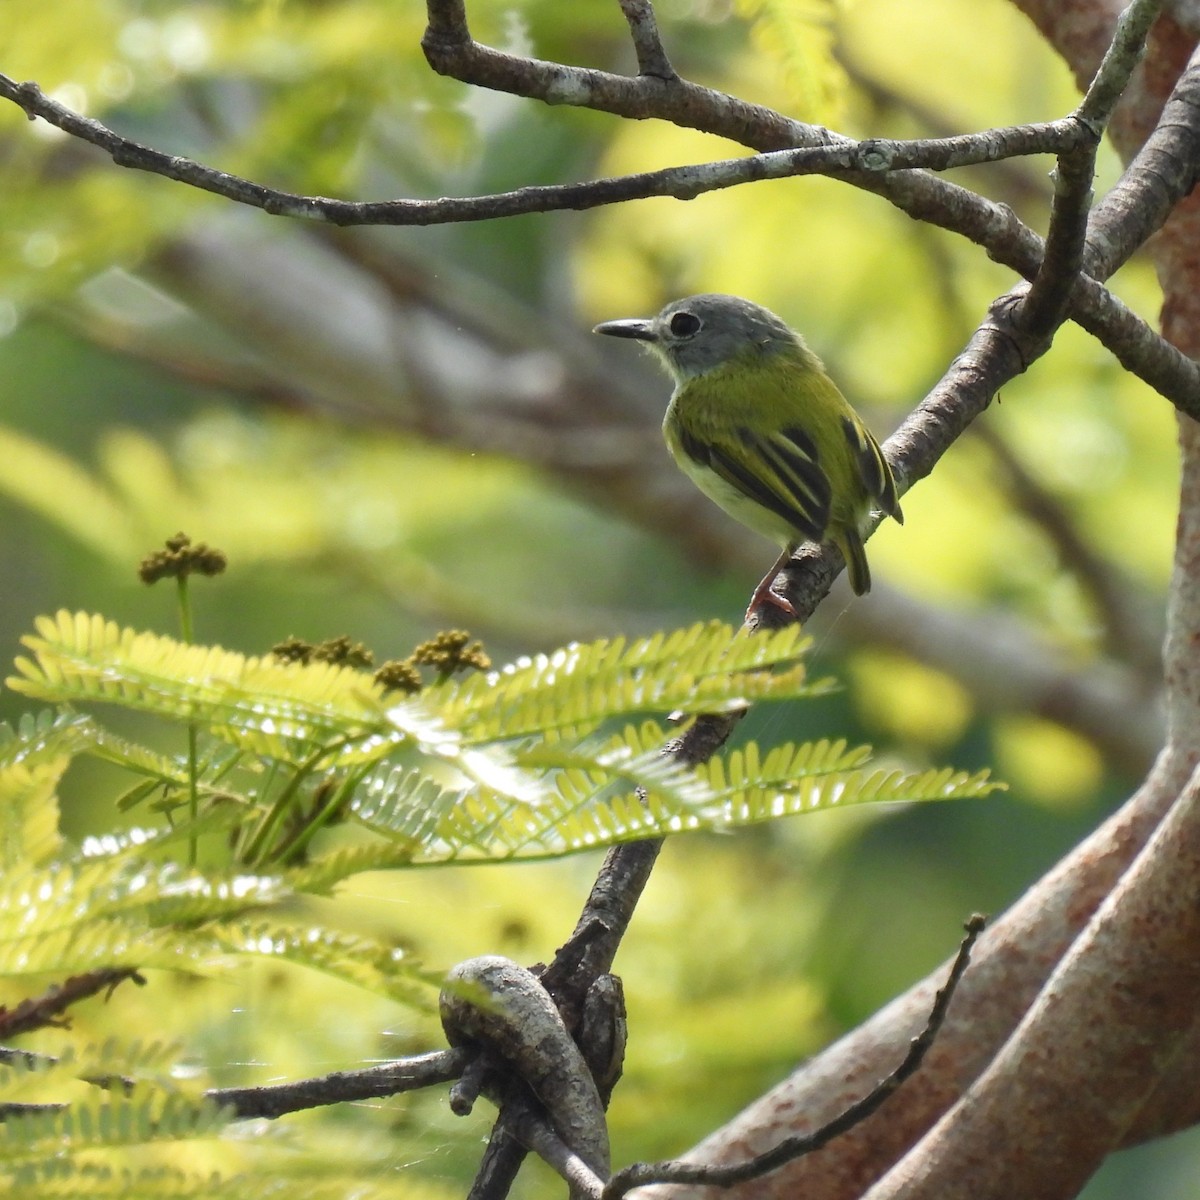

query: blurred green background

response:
[0,0,1190,1195]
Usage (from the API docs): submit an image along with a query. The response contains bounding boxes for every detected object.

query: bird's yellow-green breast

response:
[665,345,878,545]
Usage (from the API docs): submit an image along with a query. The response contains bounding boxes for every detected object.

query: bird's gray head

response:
[593,293,807,381]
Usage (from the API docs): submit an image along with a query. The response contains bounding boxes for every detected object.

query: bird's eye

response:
[669,312,702,337]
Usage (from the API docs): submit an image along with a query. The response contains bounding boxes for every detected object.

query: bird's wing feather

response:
[678,421,832,541]
[840,415,903,522]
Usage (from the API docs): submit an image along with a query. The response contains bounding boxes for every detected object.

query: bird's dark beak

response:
[593,318,658,342]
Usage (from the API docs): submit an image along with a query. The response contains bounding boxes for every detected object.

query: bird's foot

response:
[743,577,797,625]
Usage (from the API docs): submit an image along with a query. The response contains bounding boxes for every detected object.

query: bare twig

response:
[424,0,468,42]
[0,968,144,1038]
[464,1050,611,1200]
[653,757,1187,1199]
[1076,0,1163,130]
[1083,41,1200,280]
[209,1049,468,1119]
[3,16,1199,412]
[462,844,663,1199]
[449,1053,492,1116]
[865,759,1200,1198]
[513,1106,606,1197]
[469,1110,530,1200]
[448,957,617,1200]
[416,0,1200,410]
[544,841,664,998]
[833,41,1050,209]
[604,918,986,1198]
[1022,0,1165,335]
[0,74,1090,223]
[1020,147,1096,336]
[0,1044,471,1124]
[617,0,678,81]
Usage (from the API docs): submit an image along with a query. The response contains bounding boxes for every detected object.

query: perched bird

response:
[594,293,903,617]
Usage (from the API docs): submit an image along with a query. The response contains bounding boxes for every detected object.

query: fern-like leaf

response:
[10,611,395,762]
[736,0,847,117]
[9,612,551,810]
[351,721,1000,862]
[208,921,428,1002]
[0,1039,185,1103]
[0,758,67,870]
[0,1088,231,1161]
[4,1160,436,1198]
[0,710,99,767]
[5,1163,234,1200]
[4,612,999,879]
[429,621,828,743]
[0,855,289,979]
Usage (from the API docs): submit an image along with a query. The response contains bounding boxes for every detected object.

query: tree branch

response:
[209,1049,467,1119]
[2,2,1198,412]
[417,0,1200,411]
[440,956,610,1179]
[1083,40,1200,280]
[864,760,1200,1199]
[617,0,678,81]
[606,918,985,1199]
[0,73,1094,222]
[1014,0,1163,335]
[0,968,144,1038]
[640,756,1189,1199]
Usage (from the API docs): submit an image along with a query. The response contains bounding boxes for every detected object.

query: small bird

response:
[594,293,902,618]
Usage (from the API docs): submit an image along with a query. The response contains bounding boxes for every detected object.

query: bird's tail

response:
[837,529,871,595]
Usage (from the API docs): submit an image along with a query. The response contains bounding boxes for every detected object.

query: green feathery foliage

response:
[4,1160,444,1199]
[0,606,1001,1003]
[7,611,1000,871]
[0,1089,232,1162]
[0,1039,184,1103]
[734,0,847,117]
[0,607,1001,1188]
[346,723,997,863]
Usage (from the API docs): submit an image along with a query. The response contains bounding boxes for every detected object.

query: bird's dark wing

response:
[840,416,903,523]
[678,422,832,541]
